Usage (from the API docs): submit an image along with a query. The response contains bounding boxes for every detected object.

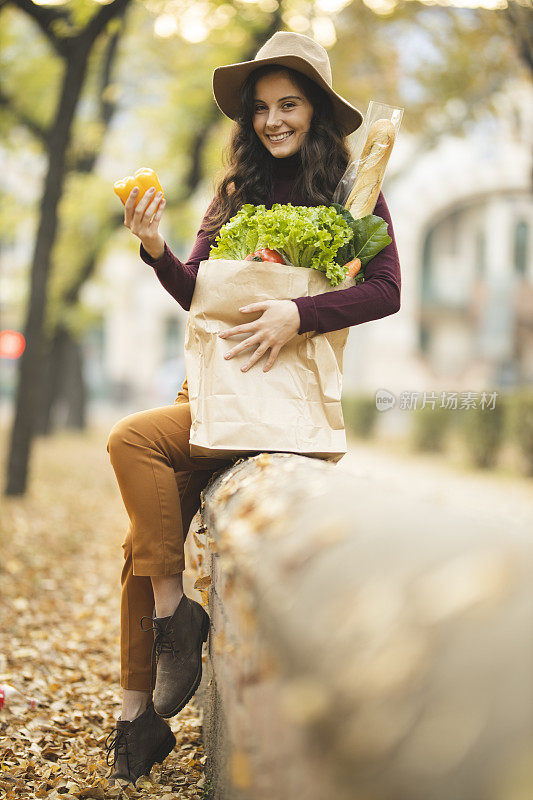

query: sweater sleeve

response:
[139,200,218,311]
[291,191,401,335]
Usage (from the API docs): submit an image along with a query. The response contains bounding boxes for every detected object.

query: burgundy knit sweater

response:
[140,150,401,335]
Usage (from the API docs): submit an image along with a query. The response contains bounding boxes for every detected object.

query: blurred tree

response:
[331,1,531,185]
[2,0,133,495]
[37,14,129,435]
[503,2,532,75]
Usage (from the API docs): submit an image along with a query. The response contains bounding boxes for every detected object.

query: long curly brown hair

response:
[202,64,354,237]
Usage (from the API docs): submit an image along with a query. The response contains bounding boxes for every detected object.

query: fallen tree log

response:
[189,452,533,800]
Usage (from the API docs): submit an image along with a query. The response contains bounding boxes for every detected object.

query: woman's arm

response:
[291,191,401,335]
[139,199,218,311]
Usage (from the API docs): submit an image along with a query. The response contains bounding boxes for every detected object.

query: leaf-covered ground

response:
[0,425,209,800]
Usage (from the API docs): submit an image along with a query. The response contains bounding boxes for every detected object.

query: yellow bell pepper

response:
[113,167,164,207]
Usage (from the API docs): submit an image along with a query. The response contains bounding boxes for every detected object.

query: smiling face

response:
[252,71,314,158]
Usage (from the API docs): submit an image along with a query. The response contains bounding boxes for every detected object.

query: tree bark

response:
[36,327,86,434]
[35,331,63,436]
[199,452,533,800]
[64,332,86,430]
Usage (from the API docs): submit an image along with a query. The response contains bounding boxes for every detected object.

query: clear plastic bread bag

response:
[332,101,404,210]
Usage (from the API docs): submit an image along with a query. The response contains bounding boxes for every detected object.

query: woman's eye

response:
[254,104,295,112]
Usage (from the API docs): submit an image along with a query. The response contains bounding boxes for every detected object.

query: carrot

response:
[344,258,362,278]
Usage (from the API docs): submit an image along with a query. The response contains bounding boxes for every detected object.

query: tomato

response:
[259,248,285,263]
[244,248,285,263]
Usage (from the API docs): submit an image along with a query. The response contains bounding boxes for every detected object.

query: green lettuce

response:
[208,201,392,287]
[209,203,354,287]
[207,203,263,262]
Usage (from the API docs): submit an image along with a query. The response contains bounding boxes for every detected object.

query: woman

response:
[104,31,401,785]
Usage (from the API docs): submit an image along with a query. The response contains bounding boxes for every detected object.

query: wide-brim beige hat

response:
[213,31,363,136]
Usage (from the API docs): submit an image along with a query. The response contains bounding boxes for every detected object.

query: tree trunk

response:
[64,332,86,430]
[36,327,86,435]
[5,49,90,494]
[4,0,131,495]
[35,331,63,436]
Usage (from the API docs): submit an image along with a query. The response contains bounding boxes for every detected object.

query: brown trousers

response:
[106,376,235,691]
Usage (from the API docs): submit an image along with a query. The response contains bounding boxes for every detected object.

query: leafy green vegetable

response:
[208,202,392,287]
[209,203,354,287]
[330,202,392,274]
[207,203,262,262]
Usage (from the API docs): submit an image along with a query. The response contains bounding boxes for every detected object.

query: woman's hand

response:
[219,299,301,372]
[124,186,166,256]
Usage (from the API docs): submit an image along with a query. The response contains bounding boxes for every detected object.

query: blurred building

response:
[361,77,533,396]
[98,245,188,409]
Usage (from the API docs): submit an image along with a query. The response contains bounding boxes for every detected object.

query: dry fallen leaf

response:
[194,575,211,590]
[0,428,208,800]
[76,786,106,799]
[193,532,206,549]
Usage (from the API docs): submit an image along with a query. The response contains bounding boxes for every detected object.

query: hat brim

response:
[213,54,363,136]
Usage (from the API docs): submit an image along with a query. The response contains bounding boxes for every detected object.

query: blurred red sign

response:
[0,330,26,359]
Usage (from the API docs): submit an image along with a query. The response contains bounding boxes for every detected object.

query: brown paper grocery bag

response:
[184,259,353,464]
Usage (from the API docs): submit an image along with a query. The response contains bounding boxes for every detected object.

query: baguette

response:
[345,118,396,219]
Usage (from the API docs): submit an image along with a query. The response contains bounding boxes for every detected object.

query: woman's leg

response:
[120,557,186,720]
[151,573,184,618]
[118,525,153,719]
[107,400,233,717]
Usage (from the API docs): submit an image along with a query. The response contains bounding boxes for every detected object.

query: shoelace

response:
[140,615,179,692]
[105,726,131,774]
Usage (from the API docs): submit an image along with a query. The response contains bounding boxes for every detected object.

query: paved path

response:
[337,436,532,540]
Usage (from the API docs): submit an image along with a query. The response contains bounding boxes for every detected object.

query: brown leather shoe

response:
[140,594,210,719]
[105,699,176,785]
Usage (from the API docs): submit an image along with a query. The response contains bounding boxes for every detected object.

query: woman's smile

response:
[266,131,294,144]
